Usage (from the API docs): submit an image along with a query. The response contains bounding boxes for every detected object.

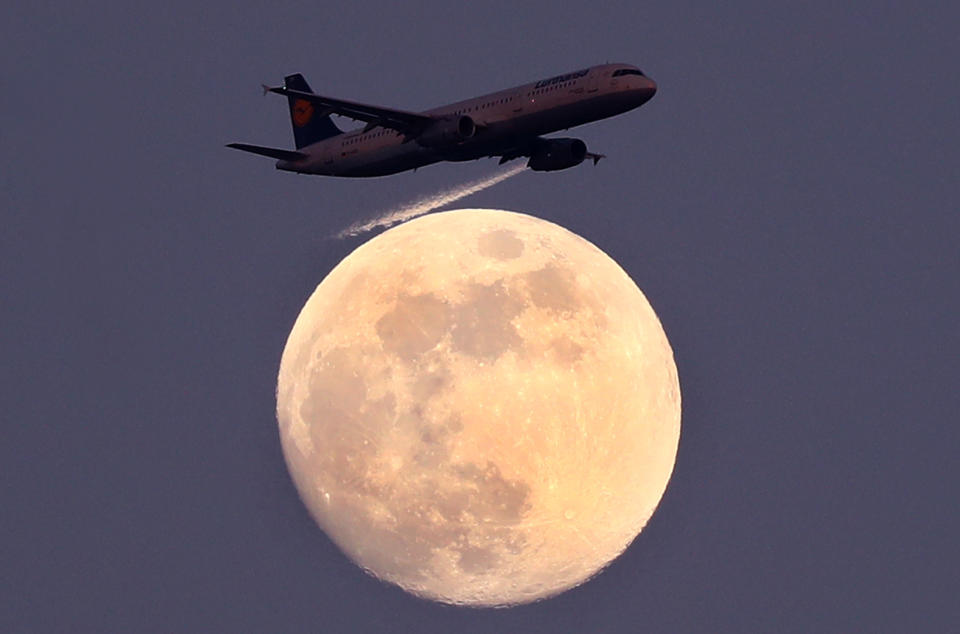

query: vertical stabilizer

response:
[284,74,342,149]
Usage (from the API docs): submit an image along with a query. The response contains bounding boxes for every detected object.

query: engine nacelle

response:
[416,115,476,148]
[527,138,587,171]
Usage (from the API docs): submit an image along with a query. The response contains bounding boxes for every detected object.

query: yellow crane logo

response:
[292,99,314,127]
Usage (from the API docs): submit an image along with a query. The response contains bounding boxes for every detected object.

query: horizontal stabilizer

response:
[226,143,307,162]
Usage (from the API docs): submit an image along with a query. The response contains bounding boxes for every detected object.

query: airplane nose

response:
[640,77,657,103]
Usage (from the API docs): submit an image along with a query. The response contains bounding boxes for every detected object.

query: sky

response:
[3,1,958,631]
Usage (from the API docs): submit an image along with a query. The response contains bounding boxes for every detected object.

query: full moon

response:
[277,209,680,606]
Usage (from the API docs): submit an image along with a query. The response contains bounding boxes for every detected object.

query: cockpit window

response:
[612,69,645,78]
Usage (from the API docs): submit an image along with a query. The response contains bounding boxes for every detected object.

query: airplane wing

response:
[493,137,541,163]
[495,137,606,165]
[265,85,433,134]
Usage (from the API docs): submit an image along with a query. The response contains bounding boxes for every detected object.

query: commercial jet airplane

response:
[227,63,656,177]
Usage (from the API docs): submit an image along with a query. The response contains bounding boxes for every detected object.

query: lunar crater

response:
[478,228,525,260]
[450,281,524,361]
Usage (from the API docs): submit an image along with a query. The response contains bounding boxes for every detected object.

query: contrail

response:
[335,162,527,238]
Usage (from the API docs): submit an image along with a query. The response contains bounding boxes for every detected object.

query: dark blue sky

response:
[3,2,958,631]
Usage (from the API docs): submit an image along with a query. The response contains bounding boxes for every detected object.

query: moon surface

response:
[277,209,681,606]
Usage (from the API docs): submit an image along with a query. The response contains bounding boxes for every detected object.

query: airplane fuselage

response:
[276,63,656,177]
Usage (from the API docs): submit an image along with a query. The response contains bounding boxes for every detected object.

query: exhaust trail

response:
[335,162,527,239]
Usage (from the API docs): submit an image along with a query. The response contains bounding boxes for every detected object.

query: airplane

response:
[227,63,657,177]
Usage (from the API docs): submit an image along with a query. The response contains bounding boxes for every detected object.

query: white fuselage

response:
[277,63,656,177]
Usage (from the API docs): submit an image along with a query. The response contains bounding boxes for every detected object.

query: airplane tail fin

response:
[283,74,342,149]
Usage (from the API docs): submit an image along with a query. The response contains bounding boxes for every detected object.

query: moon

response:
[277,209,680,606]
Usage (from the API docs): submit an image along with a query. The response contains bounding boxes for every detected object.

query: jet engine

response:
[527,138,587,171]
[416,115,476,148]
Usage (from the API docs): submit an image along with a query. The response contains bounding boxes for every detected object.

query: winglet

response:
[587,152,606,165]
